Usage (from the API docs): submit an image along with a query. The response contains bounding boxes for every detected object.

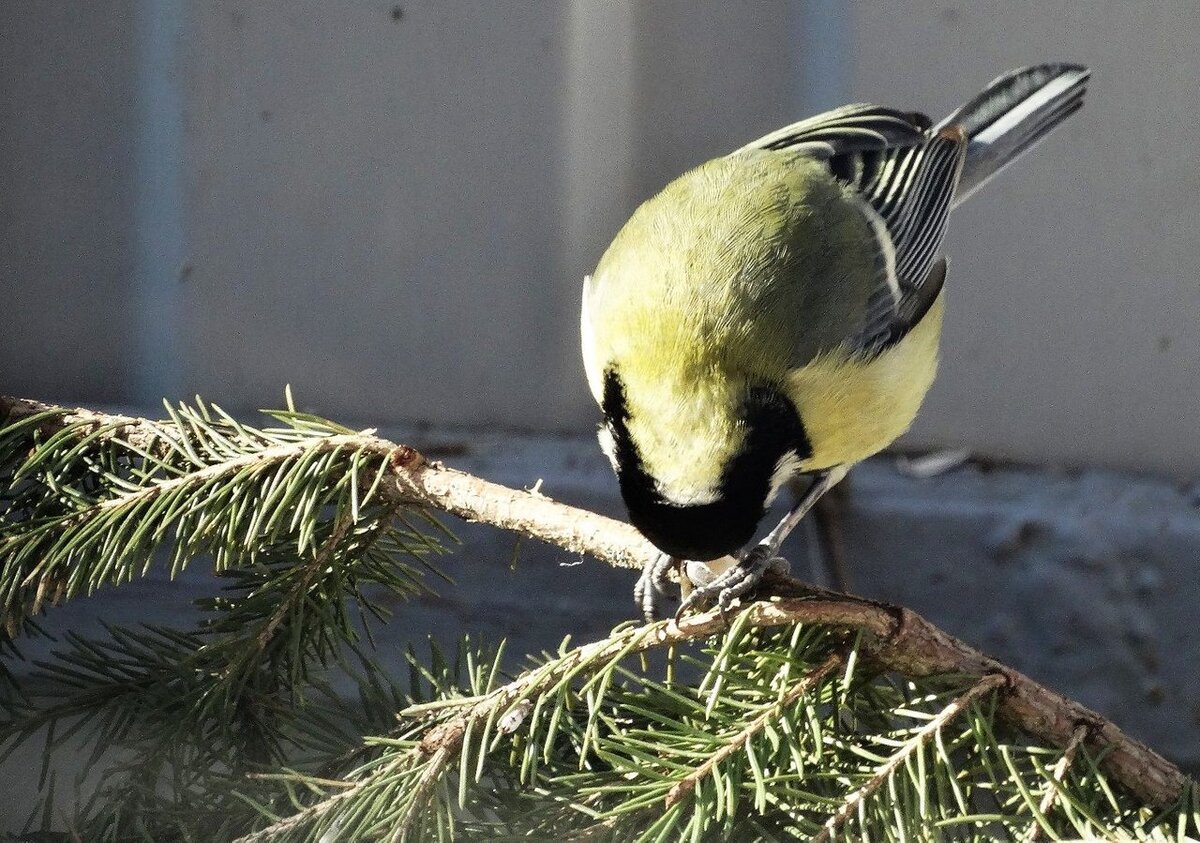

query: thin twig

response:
[665,650,845,808]
[232,752,413,843]
[813,673,1008,842]
[249,507,357,656]
[1028,724,1090,841]
[386,742,455,843]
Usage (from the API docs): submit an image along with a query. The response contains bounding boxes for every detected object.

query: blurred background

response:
[3,0,1200,819]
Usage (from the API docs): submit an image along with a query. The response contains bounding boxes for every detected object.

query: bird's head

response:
[599,369,811,561]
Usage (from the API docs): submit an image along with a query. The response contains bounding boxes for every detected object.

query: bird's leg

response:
[812,480,852,591]
[634,552,680,622]
[676,465,849,618]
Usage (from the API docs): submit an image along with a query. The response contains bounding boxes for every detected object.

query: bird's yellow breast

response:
[787,291,944,471]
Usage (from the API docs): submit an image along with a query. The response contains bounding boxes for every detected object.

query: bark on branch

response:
[0,395,1189,809]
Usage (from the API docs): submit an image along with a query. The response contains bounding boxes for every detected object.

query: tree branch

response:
[664,650,845,809]
[1029,723,1090,841]
[0,395,1190,810]
[0,396,656,572]
[813,673,1009,842]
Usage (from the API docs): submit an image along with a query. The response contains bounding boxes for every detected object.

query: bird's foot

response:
[675,545,789,621]
[634,553,679,622]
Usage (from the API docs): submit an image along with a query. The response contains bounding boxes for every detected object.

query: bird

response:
[580,64,1090,620]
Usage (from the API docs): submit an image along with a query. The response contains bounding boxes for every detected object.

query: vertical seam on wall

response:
[793,0,852,116]
[133,0,185,407]
[560,0,636,426]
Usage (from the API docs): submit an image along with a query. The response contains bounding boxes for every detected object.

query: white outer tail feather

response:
[939,64,1090,207]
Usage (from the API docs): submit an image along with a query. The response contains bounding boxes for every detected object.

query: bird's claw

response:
[674,545,789,622]
[634,553,678,622]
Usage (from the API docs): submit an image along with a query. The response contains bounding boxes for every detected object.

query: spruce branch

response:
[236,609,1188,840]
[232,599,1183,841]
[0,395,652,602]
[663,649,846,808]
[1,393,1195,838]
[813,672,1008,842]
[0,396,448,635]
[0,394,453,822]
[1028,723,1089,842]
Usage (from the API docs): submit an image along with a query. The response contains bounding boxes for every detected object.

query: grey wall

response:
[1,3,138,403]
[856,2,1200,476]
[3,2,1199,477]
[184,3,574,427]
[180,1,812,430]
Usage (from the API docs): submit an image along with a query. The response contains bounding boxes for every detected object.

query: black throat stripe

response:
[601,369,812,560]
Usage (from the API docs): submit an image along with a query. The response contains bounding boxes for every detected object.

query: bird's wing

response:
[735,104,929,158]
[740,107,967,355]
[839,128,966,353]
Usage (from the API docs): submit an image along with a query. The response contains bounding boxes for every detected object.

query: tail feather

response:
[938,63,1090,206]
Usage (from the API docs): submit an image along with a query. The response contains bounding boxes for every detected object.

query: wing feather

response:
[837,129,966,353]
[734,104,963,354]
[734,104,929,157]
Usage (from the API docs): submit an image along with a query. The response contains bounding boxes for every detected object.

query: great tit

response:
[580,64,1089,619]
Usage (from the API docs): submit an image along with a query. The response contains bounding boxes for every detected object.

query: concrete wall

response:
[856,2,1200,476]
[180,1,810,430]
[2,2,1199,476]
[183,3,574,427]
[0,3,139,403]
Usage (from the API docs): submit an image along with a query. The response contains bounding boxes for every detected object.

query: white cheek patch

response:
[597,425,619,472]
[766,452,804,506]
[580,275,604,404]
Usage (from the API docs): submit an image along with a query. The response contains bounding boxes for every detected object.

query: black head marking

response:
[601,369,811,561]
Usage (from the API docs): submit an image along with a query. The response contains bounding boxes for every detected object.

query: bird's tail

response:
[938,63,1090,207]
